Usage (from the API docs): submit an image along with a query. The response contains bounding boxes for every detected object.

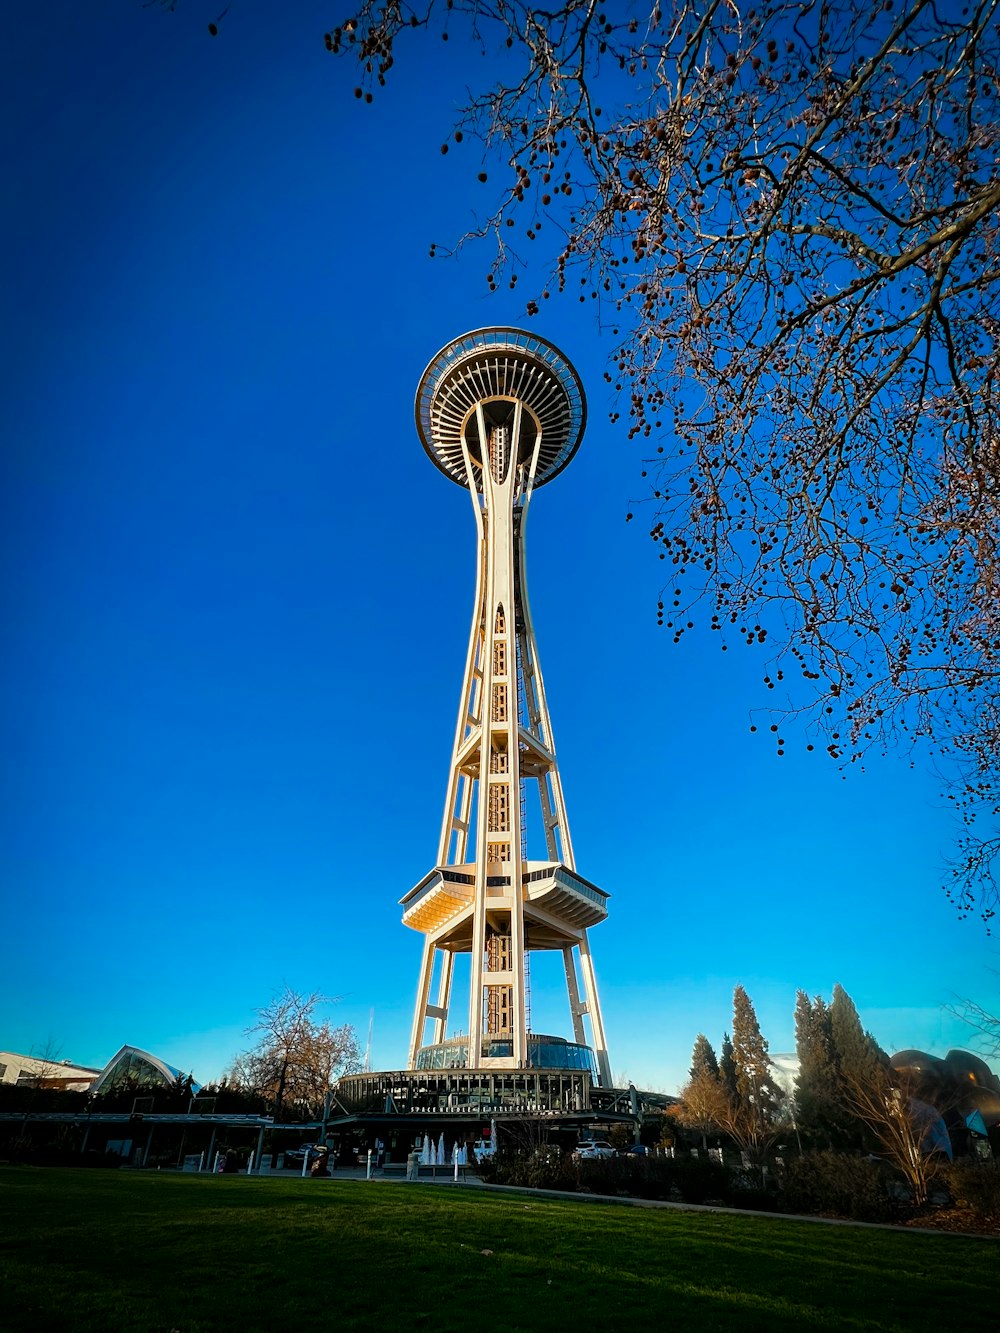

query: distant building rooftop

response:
[0,1051,103,1092]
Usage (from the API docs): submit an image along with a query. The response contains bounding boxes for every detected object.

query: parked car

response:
[622,1143,650,1156]
[573,1140,616,1160]
[283,1144,328,1170]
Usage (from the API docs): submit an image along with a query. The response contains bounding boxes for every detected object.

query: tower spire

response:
[403,328,611,1086]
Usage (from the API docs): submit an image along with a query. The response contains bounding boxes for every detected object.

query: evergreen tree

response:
[731,985,783,1123]
[793,991,840,1145]
[719,1033,737,1102]
[825,983,889,1149]
[710,987,787,1181]
[829,983,887,1090]
[675,1034,727,1150]
[689,1033,720,1083]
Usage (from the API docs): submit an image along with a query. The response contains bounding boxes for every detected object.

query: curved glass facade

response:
[415,1034,597,1076]
[89,1045,200,1097]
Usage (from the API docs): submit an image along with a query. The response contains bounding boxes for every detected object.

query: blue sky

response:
[3,1,997,1092]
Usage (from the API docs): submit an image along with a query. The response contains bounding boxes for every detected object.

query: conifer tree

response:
[793,991,840,1146]
[829,983,887,1091]
[805,983,889,1150]
[689,1033,720,1083]
[675,1034,727,1150]
[825,984,942,1201]
[719,1033,737,1102]
[731,985,783,1124]
[713,987,786,1181]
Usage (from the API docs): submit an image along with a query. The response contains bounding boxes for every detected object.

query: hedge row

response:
[480,1148,1000,1223]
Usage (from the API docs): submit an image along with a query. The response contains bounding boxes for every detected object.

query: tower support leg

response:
[408,936,436,1069]
[562,946,587,1046]
[432,949,454,1045]
[578,930,612,1087]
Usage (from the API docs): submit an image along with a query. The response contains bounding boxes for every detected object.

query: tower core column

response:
[403,328,612,1087]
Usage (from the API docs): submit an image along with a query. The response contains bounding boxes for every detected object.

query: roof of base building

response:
[0,1051,104,1087]
[1,1045,202,1095]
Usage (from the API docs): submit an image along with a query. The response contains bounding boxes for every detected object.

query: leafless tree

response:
[156,1,1000,920]
[673,1067,729,1150]
[229,985,360,1117]
[23,1038,66,1089]
[316,0,1000,923]
[714,1085,790,1182]
[946,985,1000,1057]
[841,1064,953,1206]
[501,1111,558,1156]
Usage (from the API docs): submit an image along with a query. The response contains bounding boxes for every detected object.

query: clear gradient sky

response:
[3,1,997,1092]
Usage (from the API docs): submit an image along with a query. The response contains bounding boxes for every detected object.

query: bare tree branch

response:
[229,985,360,1117]
[168,0,1000,923]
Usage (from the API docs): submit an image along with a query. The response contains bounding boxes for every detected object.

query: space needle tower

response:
[402,328,612,1087]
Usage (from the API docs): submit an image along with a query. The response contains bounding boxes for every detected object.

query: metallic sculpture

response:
[891,1048,1000,1143]
[403,328,611,1085]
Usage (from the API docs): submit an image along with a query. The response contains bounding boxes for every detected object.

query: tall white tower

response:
[403,328,612,1087]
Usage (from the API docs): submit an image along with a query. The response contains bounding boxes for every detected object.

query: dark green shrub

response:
[0,1132,116,1168]
[576,1155,733,1203]
[0,1086,88,1114]
[780,1150,895,1222]
[483,1149,779,1209]
[670,1157,731,1204]
[580,1156,642,1196]
[479,1147,576,1191]
[944,1160,1000,1219]
[724,1177,781,1212]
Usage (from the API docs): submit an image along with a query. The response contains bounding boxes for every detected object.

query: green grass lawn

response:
[0,1167,995,1332]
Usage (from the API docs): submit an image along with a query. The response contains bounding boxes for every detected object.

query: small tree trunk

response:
[274,1057,288,1119]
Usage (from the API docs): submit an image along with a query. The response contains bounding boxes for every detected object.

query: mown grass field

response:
[1,1167,995,1331]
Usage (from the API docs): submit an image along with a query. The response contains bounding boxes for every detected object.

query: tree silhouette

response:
[946,989,1000,1057]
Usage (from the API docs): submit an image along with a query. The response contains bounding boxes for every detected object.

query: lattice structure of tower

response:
[401,328,612,1086]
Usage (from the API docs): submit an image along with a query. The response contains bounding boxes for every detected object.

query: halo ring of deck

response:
[415,327,587,489]
[415,1033,598,1075]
